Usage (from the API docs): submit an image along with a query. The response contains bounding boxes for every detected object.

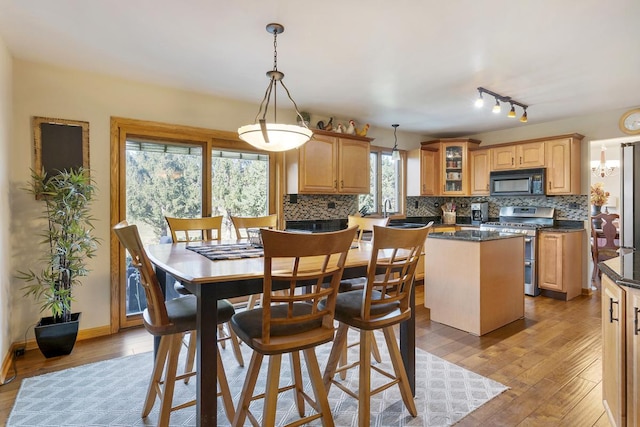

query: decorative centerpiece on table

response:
[590,182,609,228]
[590,182,609,214]
[442,201,457,225]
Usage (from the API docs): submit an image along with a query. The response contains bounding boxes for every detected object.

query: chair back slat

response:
[259,227,357,343]
[347,215,390,244]
[113,221,170,328]
[231,214,278,239]
[362,225,431,320]
[591,213,620,261]
[165,216,223,242]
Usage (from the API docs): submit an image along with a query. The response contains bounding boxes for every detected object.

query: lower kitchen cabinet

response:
[601,273,640,427]
[537,230,583,300]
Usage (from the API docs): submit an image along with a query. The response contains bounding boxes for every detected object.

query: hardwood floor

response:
[0,285,610,426]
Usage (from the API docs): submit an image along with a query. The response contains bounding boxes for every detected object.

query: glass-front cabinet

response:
[444,143,464,194]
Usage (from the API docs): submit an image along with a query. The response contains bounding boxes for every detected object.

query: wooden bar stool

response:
[113,221,236,426]
[230,214,278,310]
[323,224,431,427]
[165,216,244,372]
[230,226,357,427]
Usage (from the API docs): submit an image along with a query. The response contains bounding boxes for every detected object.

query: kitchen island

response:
[424,230,525,336]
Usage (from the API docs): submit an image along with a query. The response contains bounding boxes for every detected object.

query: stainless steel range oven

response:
[480,206,555,296]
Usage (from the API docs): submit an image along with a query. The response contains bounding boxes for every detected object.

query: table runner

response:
[186,243,264,260]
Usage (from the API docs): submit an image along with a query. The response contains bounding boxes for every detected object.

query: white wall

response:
[0,37,12,358]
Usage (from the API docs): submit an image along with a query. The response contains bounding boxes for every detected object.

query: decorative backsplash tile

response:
[284,194,589,222]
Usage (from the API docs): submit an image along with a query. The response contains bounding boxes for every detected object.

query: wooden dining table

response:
[146,239,417,426]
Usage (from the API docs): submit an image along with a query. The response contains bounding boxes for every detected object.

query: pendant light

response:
[391,124,401,161]
[238,23,313,152]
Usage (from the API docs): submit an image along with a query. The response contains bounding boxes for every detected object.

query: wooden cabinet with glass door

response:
[421,138,480,196]
[286,130,372,194]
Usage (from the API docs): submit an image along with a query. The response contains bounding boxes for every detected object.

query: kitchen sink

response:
[388,222,428,229]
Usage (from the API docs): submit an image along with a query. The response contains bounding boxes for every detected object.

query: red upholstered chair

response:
[591,213,620,280]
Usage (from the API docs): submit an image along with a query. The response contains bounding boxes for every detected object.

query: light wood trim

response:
[109,117,280,332]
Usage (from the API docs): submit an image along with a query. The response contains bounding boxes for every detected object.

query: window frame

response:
[362,145,407,218]
[110,117,278,330]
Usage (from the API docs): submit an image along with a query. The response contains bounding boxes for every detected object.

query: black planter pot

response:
[34,312,81,358]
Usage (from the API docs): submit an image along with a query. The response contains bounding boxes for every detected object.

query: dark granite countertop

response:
[427,230,526,242]
[600,250,640,288]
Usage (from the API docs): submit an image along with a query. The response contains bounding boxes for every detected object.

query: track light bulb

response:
[507,104,516,118]
[492,98,501,114]
[520,110,528,123]
[475,91,484,108]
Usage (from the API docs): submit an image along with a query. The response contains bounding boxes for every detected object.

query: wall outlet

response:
[14,347,25,357]
[414,201,419,208]
[568,202,579,209]
[289,194,297,204]
[328,202,336,209]
[434,202,440,208]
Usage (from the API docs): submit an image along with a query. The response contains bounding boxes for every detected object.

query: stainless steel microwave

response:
[489,168,546,196]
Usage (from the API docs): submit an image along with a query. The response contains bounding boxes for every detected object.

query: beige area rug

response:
[8,331,508,426]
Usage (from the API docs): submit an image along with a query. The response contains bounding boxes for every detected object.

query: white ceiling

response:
[1,0,639,137]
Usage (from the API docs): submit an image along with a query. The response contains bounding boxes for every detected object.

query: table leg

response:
[191,283,219,426]
[399,283,416,396]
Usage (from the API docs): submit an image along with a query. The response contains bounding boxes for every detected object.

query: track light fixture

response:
[475,87,529,123]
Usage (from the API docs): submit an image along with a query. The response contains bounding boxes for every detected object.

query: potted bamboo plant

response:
[17,168,99,358]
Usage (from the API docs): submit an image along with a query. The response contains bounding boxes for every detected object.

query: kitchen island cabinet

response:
[424,230,524,335]
[600,252,640,427]
[286,130,371,194]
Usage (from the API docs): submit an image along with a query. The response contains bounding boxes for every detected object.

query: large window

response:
[111,118,276,329]
[359,147,405,217]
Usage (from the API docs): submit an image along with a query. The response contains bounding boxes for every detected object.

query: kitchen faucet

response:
[383,199,392,218]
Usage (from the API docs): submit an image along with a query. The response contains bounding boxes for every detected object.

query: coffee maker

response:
[471,202,489,226]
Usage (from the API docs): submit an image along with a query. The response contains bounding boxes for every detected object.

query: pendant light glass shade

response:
[238,122,313,151]
[391,124,401,161]
[238,23,312,152]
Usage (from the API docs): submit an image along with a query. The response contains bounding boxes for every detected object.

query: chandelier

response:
[474,87,528,123]
[238,23,313,152]
[591,145,620,177]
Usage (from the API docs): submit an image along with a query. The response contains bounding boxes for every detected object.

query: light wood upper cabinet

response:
[407,147,439,196]
[537,230,583,300]
[286,131,371,194]
[470,149,490,195]
[421,138,480,196]
[545,135,582,195]
[491,141,545,170]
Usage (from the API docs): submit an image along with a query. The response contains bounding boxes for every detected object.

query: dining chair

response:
[113,221,236,425]
[230,226,357,427]
[591,212,620,281]
[164,215,244,370]
[322,224,431,426]
[230,214,278,310]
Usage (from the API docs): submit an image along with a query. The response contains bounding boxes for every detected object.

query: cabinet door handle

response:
[609,297,619,323]
[635,307,640,335]
[519,156,523,165]
[334,179,338,189]
[486,184,489,190]
[340,179,344,189]
[511,157,514,166]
